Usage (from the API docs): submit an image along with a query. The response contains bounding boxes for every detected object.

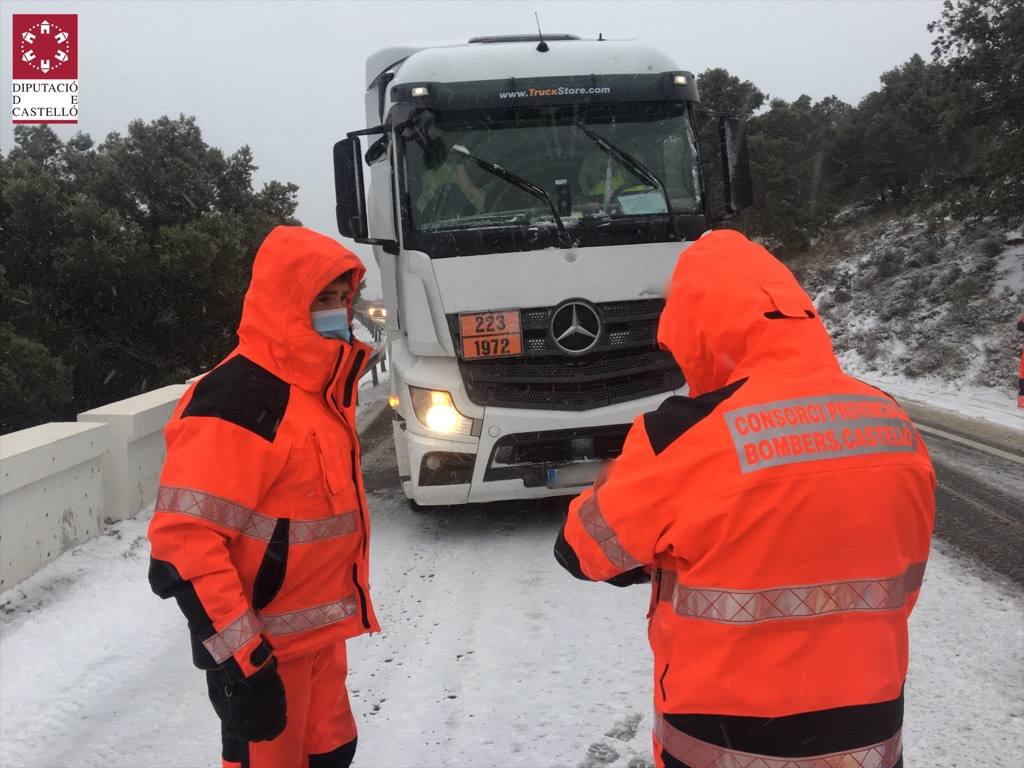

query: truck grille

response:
[448,299,684,411]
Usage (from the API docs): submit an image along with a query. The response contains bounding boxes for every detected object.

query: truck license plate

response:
[546,462,606,489]
[459,310,523,359]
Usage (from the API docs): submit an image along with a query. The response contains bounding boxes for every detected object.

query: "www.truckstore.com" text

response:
[497,85,612,99]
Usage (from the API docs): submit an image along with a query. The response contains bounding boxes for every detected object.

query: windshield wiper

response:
[448,144,575,247]
[575,122,679,241]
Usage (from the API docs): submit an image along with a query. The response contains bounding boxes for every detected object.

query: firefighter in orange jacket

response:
[1017,314,1023,408]
[555,230,935,768]
[148,226,378,768]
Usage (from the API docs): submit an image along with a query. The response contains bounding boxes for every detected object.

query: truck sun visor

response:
[390,72,699,110]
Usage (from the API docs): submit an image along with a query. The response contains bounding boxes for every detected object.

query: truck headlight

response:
[409,387,477,436]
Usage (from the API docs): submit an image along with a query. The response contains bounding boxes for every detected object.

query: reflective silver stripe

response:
[724,395,919,473]
[655,714,902,768]
[657,563,926,624]
[203,610,263,664]
[259,595,359,636]
[576,479,643,572]
[158,485,254,533]
[288,513,358,543]
[156,485,357,543]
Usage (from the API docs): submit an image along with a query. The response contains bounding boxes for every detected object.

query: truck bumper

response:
[396,389,682,506]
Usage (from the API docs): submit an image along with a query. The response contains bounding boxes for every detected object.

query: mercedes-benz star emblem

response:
[550,300,602,356]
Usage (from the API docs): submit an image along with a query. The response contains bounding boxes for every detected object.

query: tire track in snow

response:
[350,409,654,767]
[921,428,1024,584]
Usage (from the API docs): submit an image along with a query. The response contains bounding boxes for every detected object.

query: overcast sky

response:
[2,0,943,297]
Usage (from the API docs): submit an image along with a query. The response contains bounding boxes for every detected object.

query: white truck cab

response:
[334,34,752,508]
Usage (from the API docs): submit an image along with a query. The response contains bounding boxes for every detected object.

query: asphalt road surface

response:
[899,401,1024,584]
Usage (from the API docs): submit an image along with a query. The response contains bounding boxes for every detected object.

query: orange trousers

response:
[222,641,357,768]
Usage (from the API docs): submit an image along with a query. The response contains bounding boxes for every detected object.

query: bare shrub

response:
[974,237,1004,259]
[903,339,968,380]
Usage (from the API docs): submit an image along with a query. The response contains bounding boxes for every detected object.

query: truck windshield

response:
[399,102,702,247]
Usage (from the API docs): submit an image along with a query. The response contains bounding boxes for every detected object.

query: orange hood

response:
[235,226,366,393]
[657,230,838,397]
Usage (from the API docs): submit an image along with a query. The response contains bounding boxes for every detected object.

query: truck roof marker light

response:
[411,86,429,98]
[674,75,688,86]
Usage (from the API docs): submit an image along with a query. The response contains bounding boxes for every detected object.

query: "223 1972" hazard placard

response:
[459,310,523,359]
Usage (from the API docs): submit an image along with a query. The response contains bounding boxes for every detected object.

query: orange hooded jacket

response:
[148,226,379,683]
[556,230,935,765]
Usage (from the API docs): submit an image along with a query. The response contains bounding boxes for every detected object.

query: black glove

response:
[206,656,287,742]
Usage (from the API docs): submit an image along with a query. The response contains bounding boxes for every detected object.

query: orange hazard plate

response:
[459,310,523,359]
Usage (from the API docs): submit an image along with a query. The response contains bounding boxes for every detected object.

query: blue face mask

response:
[311,309,351,342]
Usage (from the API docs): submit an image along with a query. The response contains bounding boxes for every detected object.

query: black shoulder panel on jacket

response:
[182,355,290,443]
[644,378,747,456]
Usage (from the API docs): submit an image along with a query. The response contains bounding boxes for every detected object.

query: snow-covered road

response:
[2,401,1023,767]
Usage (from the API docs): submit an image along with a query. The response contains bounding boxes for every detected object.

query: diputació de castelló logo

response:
[11,14,79,124]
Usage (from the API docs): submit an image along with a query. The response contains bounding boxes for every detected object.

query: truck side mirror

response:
[719,117,754,214]
[364,134,389,164]
[333,137,369,239]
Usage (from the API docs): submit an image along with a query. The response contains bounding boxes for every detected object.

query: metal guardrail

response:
[355,312,387,386]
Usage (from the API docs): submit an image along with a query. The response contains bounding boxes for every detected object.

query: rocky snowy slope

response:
[794,205,1022,422]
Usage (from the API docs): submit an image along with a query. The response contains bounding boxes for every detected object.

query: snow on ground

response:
[841,352,1023,432]
[1,391,1022,767]
[353,316,384,347]
[356,363,391,415]
[995,240,1024,297]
